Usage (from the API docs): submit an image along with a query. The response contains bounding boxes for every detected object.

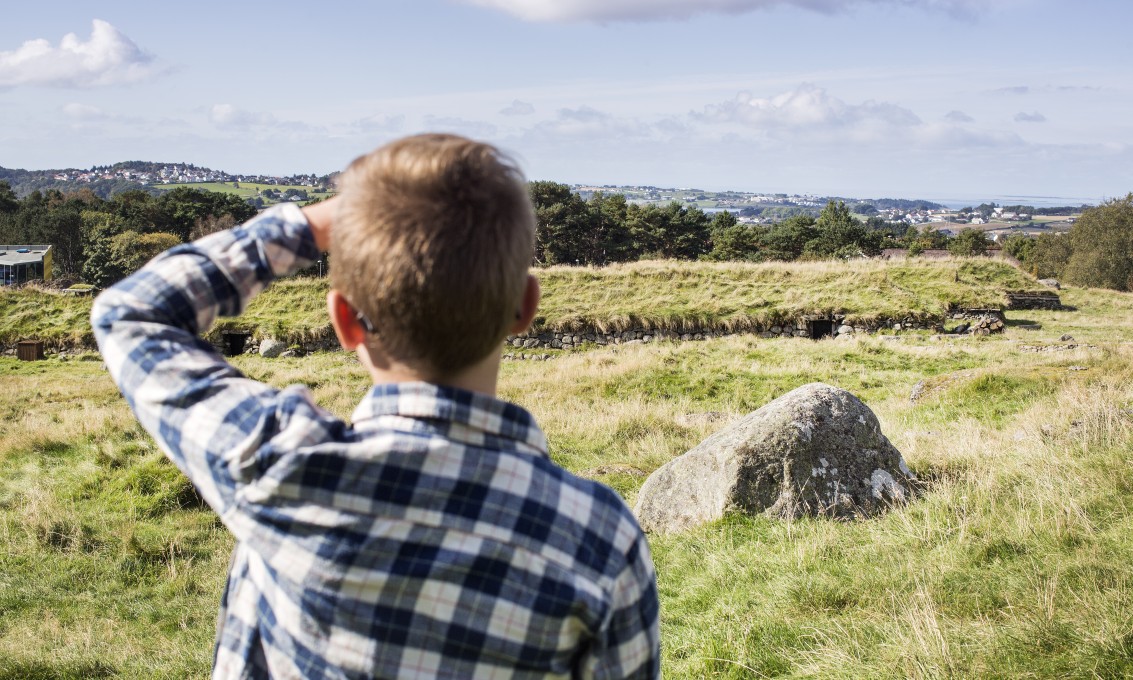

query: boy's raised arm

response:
[301,195,338,251]
[91,203,323,517]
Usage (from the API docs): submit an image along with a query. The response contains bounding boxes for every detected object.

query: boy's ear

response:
[327,289,366,351]
[509,274,540,334]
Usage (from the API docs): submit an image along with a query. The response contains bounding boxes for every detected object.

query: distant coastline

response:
[928,195,1102,210]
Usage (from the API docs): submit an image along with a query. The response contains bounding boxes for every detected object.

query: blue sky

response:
[1,0,1130,202]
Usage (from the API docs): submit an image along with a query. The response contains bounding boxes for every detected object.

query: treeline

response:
[0,182,254,286]
[1001,194,1133,291]
[5,176,1128,294]
[529,181,963,266]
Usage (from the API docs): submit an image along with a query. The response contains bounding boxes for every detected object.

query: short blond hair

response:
[331,134,535,376]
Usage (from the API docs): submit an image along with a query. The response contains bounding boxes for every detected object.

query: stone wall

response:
[1005,290,1063,310]
[504,315,944,351]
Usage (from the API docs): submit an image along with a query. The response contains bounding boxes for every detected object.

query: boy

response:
[92,134,660,679]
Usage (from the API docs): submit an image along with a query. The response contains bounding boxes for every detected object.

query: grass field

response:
[2,259,1132,677]
[153,182,334,206]
[1,257,1050,349]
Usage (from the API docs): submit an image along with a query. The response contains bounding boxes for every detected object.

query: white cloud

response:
[991,85,1030,95]
[945,110,974,123]
[696,83,921,132]
[524,106,655,141]
[352,113,405,133]
[500,99,535,116]
[459,0,990,23]
[0,20,155,88]
[209,104,323,138]
[422,115,499,138]
[1014,111,1046,123]
[62,102,109,121]
[209,104,277,128]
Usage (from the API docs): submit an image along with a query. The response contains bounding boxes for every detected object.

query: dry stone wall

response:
[504,315,942,351]
[1005,290,1063,310]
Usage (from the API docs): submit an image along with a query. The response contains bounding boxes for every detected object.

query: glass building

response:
[0,245,53,286]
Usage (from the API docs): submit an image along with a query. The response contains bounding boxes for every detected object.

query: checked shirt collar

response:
[350,381,549,458]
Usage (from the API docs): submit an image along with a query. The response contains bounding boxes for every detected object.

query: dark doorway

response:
[808,319,834,340]
[222,331,251,356]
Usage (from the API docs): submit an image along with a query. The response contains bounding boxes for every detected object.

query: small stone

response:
[259,338,287,358]
[1060,334,1075,342]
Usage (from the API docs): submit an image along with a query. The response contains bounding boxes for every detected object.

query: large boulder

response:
[634,383,915,533]
[259,338,287,358]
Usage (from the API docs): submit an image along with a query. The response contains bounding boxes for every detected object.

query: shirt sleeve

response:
[585,534,662,679]
[91,203,324,519]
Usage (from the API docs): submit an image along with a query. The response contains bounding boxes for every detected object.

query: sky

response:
[1,0,1131,203]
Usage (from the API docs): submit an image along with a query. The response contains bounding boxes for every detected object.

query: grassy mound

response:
[534,258,1035,332]
[1,257,1039,348]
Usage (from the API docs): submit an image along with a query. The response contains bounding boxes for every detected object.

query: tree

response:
[1062,194,1133,291]
[710,210,737,233]
[1026,233,1073,279]
[803,200,880,259]
[706,223,764,261]
[111,231,182,276]
[1001,233,1034,262]
[0,181,17,214]
[947,228,990,257]
[81,211,128,287]
[529,181,591,265]
[155,187,255,241]
[587,192,632,263]
[626,202,710,260]
[761,215,817,261]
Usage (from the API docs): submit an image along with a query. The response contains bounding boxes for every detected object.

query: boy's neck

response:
[358,346,501,397]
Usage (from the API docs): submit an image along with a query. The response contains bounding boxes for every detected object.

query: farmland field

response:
[153,182,334,206]
[1,260,1132,677]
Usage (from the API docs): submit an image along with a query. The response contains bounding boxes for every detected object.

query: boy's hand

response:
[302,196,340,252]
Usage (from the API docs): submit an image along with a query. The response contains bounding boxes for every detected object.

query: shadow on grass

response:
[0,659,116,680]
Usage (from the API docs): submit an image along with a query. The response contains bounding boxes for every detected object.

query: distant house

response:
[0,245,53,286]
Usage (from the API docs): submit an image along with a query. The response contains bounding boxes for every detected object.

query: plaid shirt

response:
[92,204,660,679]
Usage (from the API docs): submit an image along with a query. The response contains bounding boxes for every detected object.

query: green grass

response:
[153,182,334,206]
[0,285,97,348]
[2,257,1046,348]
[533,258,1037,332]
[2,260,1133,677]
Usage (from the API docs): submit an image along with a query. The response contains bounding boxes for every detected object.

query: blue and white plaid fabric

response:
[92,204,661,679]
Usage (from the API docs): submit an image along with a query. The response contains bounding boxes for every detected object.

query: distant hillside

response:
[0,161,333,199]
[1,258,1039,349]
[0,166,150,199]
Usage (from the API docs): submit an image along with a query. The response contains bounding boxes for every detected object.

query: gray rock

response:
[837,325,854,335]
[259,338,287,358]
[1039,278,1061,290]
[634,383,915,533]
[1060,334,1075,342]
